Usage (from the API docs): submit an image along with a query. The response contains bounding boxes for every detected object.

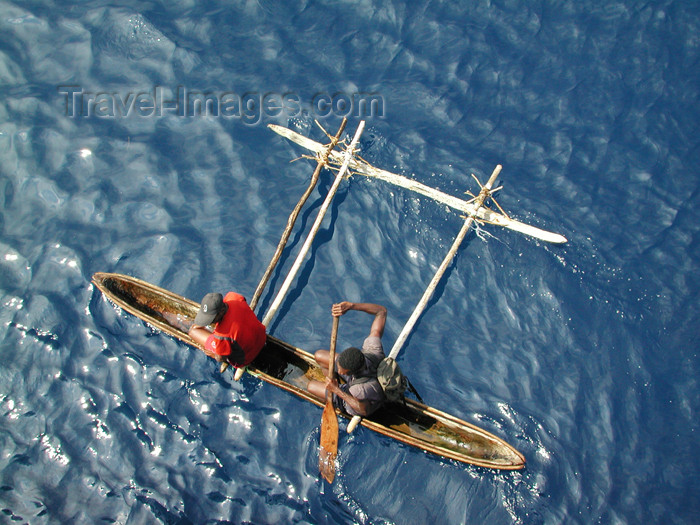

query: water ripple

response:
[0,0,698,522]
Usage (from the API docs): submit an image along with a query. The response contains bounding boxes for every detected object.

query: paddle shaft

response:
[389,165,502,359]
[326,316,339,382]
[250,119,348,312]
[261,121,366,327]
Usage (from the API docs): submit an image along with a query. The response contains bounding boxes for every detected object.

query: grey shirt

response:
[337,336,386,416]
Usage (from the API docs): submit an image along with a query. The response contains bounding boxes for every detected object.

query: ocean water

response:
[1,0,699,523]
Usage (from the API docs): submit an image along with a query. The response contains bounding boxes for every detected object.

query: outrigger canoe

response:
[92,271,526,470]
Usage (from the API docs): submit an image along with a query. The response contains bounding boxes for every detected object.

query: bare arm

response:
[332,301,387,338]
[189,325,223,362]
[325,378,372,416]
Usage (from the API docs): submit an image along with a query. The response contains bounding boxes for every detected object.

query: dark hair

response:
[338,347,364,373]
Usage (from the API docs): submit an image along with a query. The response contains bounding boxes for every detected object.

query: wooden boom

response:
[269,124,567,244]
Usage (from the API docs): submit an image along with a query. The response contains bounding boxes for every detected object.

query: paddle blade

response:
[319,399,338,483]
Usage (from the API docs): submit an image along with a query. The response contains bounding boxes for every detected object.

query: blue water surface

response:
[1,0,699,523]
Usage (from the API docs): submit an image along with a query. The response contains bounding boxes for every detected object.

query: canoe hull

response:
[92,272,526,470]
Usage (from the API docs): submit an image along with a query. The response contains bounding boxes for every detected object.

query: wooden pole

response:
[388,165,502,360]
[343,166,502,432]
[261,121,366,328]
[228,121,348,379]
[250,119,347,312]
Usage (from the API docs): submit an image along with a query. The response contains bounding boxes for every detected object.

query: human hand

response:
[331,301,353,317]
[324,377,340,394]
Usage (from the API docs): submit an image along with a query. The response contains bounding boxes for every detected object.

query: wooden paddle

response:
[319,315,340,482]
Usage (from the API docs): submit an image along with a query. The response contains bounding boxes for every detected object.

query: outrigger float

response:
[93,119,566,475]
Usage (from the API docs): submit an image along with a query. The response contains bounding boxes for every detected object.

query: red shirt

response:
[205,292,266,366]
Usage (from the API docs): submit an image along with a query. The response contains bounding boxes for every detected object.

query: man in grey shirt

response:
[307,301,387,417]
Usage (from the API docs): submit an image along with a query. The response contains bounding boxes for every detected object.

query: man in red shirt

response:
[188,292,266,370]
